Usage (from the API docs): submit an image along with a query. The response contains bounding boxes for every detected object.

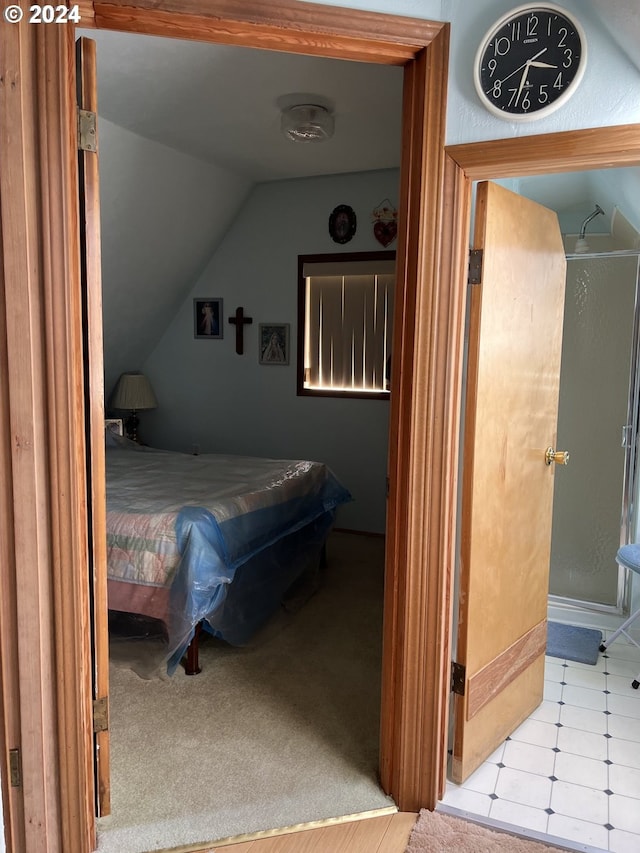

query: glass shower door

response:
[549,254,640,609]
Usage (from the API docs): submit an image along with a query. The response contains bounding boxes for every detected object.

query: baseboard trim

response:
[333,527,385,538]
[437,804,606,853]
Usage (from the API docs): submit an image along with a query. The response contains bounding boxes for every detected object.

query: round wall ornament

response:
[329,204,357,244]
[474,4,587,121]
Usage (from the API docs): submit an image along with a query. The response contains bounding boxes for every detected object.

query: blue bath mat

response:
[547,621,603,665]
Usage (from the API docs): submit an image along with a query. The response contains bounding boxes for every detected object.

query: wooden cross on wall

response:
[228,306,253,355]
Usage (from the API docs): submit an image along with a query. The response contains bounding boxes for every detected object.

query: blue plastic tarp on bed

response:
[105,441,351,673]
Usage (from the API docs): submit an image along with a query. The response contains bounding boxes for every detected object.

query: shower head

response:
[574,204,605,253]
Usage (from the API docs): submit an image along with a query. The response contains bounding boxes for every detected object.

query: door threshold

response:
[437,803,608,853]
[147,806,400,853]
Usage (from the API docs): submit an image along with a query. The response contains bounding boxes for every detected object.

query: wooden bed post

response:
[185,623,204,676]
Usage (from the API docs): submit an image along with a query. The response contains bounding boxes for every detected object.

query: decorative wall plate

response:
[329,204,357,244]
[372,198,398,247]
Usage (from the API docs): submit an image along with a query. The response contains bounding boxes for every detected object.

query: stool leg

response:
[599,607,640,653]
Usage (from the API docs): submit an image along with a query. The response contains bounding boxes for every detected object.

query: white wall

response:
[99,119,252,395]
[142,169,398,533]
[295,0,640,144]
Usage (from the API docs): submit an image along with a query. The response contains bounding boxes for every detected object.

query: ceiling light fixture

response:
[281,104,334,143]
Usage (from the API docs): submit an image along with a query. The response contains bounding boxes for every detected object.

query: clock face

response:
[474,4,587,121]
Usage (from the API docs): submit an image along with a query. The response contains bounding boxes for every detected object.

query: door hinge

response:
[93,696,109,733]
[468,249,483,285]
[77,108,97,152]
[451,661,466,695]
[9,748,21,788]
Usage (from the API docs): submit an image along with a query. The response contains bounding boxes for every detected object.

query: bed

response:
[105,435,352,674]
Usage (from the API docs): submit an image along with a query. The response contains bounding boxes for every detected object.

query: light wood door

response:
[77,36,111,816]
[451,181,566,783]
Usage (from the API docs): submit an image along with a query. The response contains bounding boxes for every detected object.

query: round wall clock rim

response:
[473,2,588,123]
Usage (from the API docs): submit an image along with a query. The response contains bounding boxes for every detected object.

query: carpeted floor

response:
[97,531,394,853]
[407,811,569,852]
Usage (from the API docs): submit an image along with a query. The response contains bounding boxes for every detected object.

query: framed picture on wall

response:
[259,323,290,365]
[194,298,223,339]
[105,418,123,436]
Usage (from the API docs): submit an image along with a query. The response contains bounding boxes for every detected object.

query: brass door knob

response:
[545,447,570,466]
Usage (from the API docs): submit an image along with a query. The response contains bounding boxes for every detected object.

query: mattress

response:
[105,442,351,670]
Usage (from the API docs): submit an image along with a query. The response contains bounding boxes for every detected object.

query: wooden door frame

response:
[0,20,95,853]
[82,0,455,820]
[1,3,456,850]
[440,122,640,784]
[2,3,640,851]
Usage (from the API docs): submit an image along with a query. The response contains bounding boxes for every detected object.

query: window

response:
[297,251,395,398]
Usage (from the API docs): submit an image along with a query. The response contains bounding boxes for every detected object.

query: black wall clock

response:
[474,4,587,121]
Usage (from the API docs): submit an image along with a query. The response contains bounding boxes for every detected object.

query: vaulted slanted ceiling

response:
[79,1,640,395]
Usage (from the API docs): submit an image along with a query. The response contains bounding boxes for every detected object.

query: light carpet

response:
[97,531,393,853]
[407,810,569,852]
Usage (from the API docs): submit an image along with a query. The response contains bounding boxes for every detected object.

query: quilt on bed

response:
[106,444,351,671]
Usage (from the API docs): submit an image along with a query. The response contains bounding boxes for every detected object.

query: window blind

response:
[304,268,394,393]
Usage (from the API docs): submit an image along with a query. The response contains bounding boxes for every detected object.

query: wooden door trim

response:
[81,0,454,820]
[77,35,111,817]
[381,30,467,811]
[1,2,456,850]
[442,121,640,786]
[79,0,453,820]
[446,124,640,179]
[0,20,95,853]
[78,0,443,63]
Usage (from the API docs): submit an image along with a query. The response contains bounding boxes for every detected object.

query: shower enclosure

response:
[549,248,640,612]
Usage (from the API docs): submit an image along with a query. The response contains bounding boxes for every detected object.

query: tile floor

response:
[442,627,640,853]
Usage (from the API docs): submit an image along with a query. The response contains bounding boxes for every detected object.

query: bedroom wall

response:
[96,0,640,402]
[99,118,253,394]
[141,169,398,534]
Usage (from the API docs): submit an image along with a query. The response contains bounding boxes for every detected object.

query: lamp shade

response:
[110,372,158,411]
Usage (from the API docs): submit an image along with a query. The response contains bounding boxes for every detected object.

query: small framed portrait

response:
[105,418,123,436]
[194,298,223,339]
[259,323,290,365]
[329,204,357,244]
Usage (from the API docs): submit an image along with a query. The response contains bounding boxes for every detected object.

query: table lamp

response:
[110,372,157,443]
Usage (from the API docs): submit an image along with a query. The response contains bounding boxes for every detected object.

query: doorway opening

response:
[444,177,640,853]
[87,27,401,850]
[550,246,640,616]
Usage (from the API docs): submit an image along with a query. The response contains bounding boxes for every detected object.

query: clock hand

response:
[514,62,530,106]
[527,47,549,64]
[494,47,549,86]
[529,60,558,69]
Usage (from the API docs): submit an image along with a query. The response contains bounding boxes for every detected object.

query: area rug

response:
[406,810,566,852]
[546,621,603,665]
